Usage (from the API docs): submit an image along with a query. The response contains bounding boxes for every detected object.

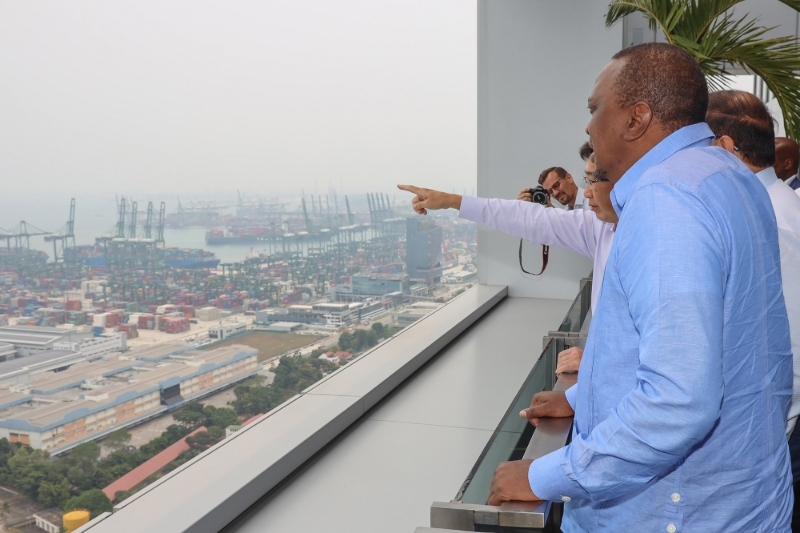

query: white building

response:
[54,332,127,359]
[208,322,247,340]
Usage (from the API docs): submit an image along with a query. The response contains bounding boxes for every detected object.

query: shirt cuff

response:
[458,196,484,222]
[564,384,577,410]
[529,446,585,502]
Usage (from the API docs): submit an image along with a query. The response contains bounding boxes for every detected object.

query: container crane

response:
[345,196,354,225]
[301,197,311,233]
[44,198,76,262]
[143,201,154,239]
[155,201,166,246]
[115,197,127,238]
[128,201,138,239]
[13,221,51,249]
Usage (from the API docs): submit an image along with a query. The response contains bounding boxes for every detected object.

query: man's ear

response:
[714,135,737,155]
[565,173,574,184]
[785,158,796,171]
[623,102,653,141]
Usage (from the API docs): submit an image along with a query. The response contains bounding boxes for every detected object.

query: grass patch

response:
[200,331,326,362]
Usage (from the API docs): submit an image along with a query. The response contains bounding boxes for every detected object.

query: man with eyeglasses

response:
[538,166,589,210]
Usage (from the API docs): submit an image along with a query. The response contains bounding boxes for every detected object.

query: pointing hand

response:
[397,185,462,215]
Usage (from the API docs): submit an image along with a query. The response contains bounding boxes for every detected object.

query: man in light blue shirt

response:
[486,43,793,532]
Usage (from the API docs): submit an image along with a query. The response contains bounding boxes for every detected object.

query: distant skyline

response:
[0,1,477,196]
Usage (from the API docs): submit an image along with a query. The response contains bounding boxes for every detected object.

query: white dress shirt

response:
[571,186,591,211]
[459,196,614,314]
[757,166,800,435]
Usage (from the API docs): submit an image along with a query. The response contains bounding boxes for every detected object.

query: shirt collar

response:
[571,186,586,210]
[610,123,715,215]
[755,166,780,188]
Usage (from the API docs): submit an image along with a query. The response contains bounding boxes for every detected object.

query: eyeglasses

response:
[546,176,566,196]
[584,175,610,187]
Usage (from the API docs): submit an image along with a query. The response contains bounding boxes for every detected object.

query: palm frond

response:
[605,0,800,139]
[776,0,800,11]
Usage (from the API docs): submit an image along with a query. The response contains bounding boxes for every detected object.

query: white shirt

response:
[786,174,799,188]
[571,186,591,211]
[756,167,800,435]
[459,196,614,314]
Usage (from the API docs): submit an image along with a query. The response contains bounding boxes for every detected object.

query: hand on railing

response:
[519,390,574,426]
[555,346,583,376]
[488,459,542,506]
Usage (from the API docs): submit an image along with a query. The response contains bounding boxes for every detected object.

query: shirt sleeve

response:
[564,384,577,410]
[459,196,598,258]
[529,182,726,502]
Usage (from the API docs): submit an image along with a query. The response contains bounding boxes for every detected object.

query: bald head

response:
[774,137,800,181]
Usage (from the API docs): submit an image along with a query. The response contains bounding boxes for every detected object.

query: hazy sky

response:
[0,1,477,199]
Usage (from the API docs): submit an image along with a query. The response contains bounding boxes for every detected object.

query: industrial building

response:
[0,349,86,387]
[0,344,258,454]
[53,332,127,359]
[0,325,89,357]
[405,217,443,285]
[0,342,15,361]
[208,322,247,340]
[328,274,411,304]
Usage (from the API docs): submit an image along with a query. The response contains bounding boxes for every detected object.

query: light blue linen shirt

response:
[529,123,793,532]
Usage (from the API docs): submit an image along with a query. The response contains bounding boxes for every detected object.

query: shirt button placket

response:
[666,524,677,533]
[671,493,681,503]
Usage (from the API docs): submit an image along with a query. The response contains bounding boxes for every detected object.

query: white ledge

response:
[77,285,508,533]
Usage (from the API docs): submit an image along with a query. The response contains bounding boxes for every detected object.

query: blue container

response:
[92,326,104,337]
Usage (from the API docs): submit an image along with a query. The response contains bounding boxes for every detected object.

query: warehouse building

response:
[0,325,88,357]
[0,342,15,361]
[0,344,258,453]
[0,349,85,387]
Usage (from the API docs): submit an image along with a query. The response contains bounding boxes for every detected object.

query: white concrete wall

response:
[477,0,622,299]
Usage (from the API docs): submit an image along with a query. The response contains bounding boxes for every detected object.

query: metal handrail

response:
[427,281,589,532]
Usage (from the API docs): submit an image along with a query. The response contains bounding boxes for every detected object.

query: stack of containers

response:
[164,317,190,334]
[119,323,139,339]
[137,313,155,330]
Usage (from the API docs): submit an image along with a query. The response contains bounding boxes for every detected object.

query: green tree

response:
[7,446,49,499]
[606,0,800,138]
[186,427,225,453]
[102,429,132,451]
[0,501,10,525]
[371,322,385,338]
[338,331,353,351]
[68,442,100,470]
[38,479,70,509]
[174,407,207,427]
[64,489,112,518]
[206,407,238,429]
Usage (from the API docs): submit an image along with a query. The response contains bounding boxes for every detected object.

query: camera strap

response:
[518,239,549,276]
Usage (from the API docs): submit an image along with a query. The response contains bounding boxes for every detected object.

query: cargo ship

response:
[65,245,220,269]
[0,248,48,265]
[206,227,267,245]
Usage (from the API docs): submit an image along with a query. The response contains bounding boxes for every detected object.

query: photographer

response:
[524,166,589,210]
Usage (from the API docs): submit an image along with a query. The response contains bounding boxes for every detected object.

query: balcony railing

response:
[420,281,591,532]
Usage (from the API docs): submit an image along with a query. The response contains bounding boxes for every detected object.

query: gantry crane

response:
[44,198,76,262]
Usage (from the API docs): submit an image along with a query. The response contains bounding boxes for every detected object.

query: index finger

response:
[397,184,423,195]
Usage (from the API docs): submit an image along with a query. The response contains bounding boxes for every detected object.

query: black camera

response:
[530,185,548,206]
